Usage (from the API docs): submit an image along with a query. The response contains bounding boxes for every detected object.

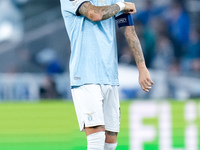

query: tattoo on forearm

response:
[101,4,120,20]
[79,2,120,21]
[125,27,145,65]
[79,2,90,16]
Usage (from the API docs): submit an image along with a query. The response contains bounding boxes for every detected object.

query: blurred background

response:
[0,0,200,150]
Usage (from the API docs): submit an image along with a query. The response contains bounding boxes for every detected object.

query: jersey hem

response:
[71,82,120,88]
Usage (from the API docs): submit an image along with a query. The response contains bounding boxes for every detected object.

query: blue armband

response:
[115,14,134,28]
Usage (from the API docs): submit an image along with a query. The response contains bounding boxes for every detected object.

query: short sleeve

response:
[60,0,90,15]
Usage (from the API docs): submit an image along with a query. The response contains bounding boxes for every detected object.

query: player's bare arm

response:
[124,26,154,92]
[78,2,136,22]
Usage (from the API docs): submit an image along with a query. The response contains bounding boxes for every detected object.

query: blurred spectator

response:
[40,76,61,99]
[35,48,64,74]
[166,0,190,60]
[149,17,169,37]
[135,0,167,26]
[134,19,156,68]
[136,0,154,25]
[152,34,174,71]
[181,27,200,73]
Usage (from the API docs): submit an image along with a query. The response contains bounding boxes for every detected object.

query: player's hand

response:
[138,67,154,92]
[123,2,137,14]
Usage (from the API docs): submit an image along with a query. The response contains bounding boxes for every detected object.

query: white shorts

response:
[71,84,120,132]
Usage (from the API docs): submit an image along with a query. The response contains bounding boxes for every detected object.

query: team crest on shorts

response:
[86,113,94,121]
[88,116,92,121]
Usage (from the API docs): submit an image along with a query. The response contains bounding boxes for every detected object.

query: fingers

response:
[141,84,151,92]
[124,2,137,14]
[141,82,151,92]
[140,78,154,93]
[123,10,130,14]
[147,78,154,85]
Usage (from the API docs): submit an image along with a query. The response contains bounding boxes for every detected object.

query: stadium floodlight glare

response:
[0,21,13,42]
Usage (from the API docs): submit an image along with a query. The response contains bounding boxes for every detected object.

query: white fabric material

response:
[116,2,125,11]
[87,131,105,150]
[104,143,117,150]
[71,84,120,132]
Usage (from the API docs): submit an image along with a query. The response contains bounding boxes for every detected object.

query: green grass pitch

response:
[0,101,130,150]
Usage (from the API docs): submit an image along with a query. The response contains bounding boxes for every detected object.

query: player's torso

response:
[67,0,117,56]
[61,0,119,86]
